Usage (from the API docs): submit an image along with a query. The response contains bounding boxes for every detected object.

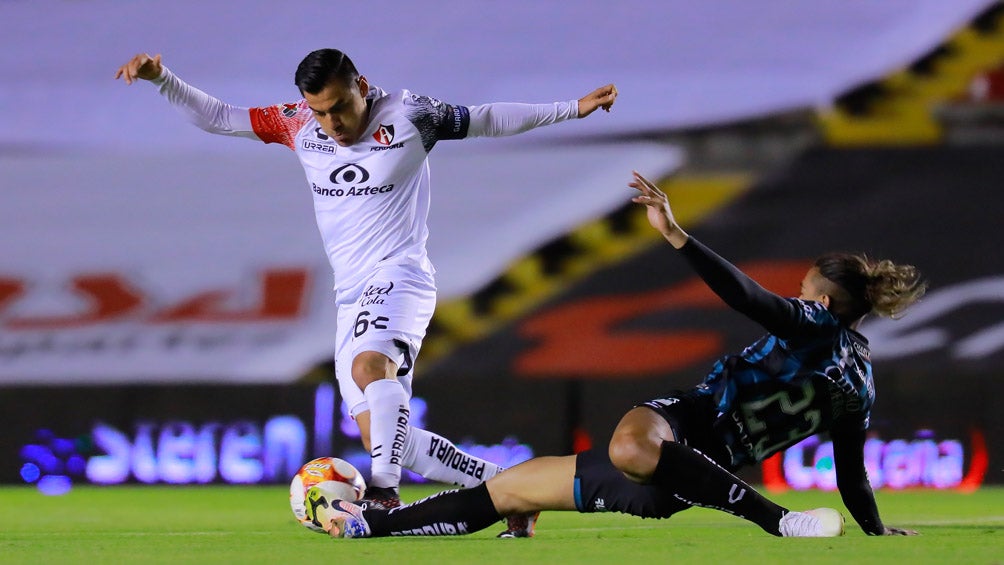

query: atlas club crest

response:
[373,124,395,145]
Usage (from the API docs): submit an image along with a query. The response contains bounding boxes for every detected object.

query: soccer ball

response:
[290,457,366,532]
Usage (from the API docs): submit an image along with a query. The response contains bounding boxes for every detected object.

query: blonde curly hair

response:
[814,253,927,325]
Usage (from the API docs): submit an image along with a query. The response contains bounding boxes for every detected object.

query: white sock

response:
[364,379,411,489]
[401,427,504,488]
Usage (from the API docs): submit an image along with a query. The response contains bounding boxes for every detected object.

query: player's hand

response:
[115,53,163,85]
[883,526,919,536]
[628,170,688,249]
[577,84,617,117]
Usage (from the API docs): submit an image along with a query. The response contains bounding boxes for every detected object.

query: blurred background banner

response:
[0,145,673,383]
[427,145,1004,382]
[2,1,1002,487]
[1,0,993,147]
[0,0,992,383]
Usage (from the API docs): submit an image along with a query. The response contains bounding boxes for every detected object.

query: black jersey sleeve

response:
[678,237,820,339]
[831,425,886,535]
[404,93,470,152]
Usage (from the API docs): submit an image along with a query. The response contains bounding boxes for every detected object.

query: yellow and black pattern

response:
[420,173,752,368]
[394,4,1004,374]
[818,2,1004,145]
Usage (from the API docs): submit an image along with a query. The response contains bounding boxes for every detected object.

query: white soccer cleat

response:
[779,508,846,537]
[317,498,372,539]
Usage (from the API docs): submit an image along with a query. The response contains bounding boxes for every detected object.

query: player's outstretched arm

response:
[115,53,164,85]
[629,170,810,336]
[112,52,263,140]
[577,84,618,117]
[112,53,259,140]
[463,85,613,139]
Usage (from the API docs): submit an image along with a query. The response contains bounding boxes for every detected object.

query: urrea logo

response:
[330,164,370,184]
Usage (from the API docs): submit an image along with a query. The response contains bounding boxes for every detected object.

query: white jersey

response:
[152,68,580,301]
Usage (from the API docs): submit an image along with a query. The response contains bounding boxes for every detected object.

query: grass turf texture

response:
[1,485,1001,564]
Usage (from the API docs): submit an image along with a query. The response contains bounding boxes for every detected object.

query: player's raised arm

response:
[114,52,266,141]
[630,171,817,338]
[628,170,688,248]
[577,83,618,117]
[115,53,164,85]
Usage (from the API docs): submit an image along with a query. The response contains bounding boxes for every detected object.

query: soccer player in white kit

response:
[116,49,617,536]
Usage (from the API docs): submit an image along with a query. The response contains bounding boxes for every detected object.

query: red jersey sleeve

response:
[249,100,312,150]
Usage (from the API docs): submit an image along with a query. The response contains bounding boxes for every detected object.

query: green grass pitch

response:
[1,485,1001,564]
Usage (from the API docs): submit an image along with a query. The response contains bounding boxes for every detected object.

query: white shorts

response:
[334,263,436,418]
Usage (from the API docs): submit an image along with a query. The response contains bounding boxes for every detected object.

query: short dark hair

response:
[294,49,359,94]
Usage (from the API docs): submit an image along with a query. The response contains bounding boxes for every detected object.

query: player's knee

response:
[486,486,524,515]
[486,479,533,515]
[351,351,395,389]
[608,433,654,483]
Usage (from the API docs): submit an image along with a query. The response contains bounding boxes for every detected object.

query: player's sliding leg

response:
[329,484,501,538]
[362,456,574,538]
[323,456,579,538]
[654,439,843,537]
[651,441,842,536]
[486,455,579,515]
[610,407,843,537]
[649,440,790,534]
[487,453,589,538]
[321,451,692,539]
[573,448,691,518]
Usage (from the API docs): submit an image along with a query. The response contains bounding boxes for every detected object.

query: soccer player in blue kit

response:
[115,49,617,537]
[314,171,926,539]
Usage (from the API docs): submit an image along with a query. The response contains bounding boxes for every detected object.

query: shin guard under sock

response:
[652,441,786,535]
[364,483,501,537]
[364,379,410,488]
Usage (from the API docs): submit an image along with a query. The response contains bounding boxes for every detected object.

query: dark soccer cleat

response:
[497,511,540,538]
[357,485,401,510]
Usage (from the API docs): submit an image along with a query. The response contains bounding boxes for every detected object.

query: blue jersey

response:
[676,238,875,467]
[696,299,874,467]
[655,237,888,535]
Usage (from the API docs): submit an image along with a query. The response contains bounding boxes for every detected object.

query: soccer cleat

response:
[304,486,332,530]
[779,508,846,537]
[312,496,372,539]
[497,511,540,538]
[357,485,401,510]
